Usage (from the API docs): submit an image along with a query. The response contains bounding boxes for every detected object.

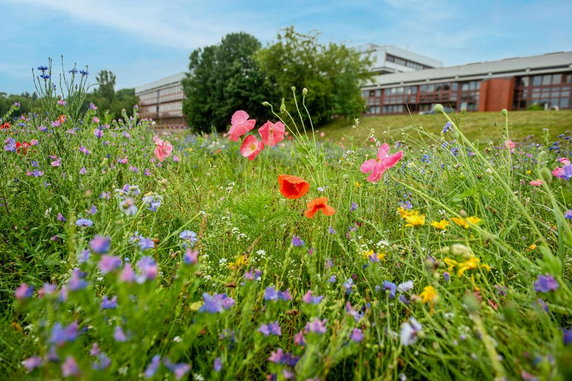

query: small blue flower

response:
[76,218,93,227]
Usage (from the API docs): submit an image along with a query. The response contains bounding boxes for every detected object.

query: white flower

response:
[400,317,422,346]
[397,280,414,293]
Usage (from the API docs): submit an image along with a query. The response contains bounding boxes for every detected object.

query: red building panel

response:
[478,78,515,112]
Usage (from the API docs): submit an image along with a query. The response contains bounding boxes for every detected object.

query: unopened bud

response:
[291,86,296,92]
[302,88,308,95]
[433,104,444,113]
[501,109,508,117]
[262,101,271,107]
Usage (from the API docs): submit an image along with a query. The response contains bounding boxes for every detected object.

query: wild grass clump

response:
[1,66,571,380]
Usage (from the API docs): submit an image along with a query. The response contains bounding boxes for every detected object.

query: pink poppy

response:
[153,136,173,162]
[558,158,570,165]
[228,110,256,142]
[553,167,564,178]
[258,121,285,146]
[360,143,403,182]
[529,180,543,186]
[505,140,516,152]
[240,135,264,160]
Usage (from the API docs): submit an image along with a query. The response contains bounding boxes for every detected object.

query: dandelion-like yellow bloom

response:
[466,216,481,225]
[457,257,480,276]
[431,220,450,230]
[451,217,470,229]
[228,254,249,271]
[354,181,362,188]
[527,244,537,251]
[420,286,438,304]
[397,207,415,218]
[405,213,426,227]
[443,258,458,272]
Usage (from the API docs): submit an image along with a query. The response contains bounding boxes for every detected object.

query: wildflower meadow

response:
[2,63,572,381]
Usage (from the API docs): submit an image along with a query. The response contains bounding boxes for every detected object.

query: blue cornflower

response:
[142,194,162,212]
[350,202,358,212]
[40,74,50,80]
[534,274,558,293]
[89,235,111,254]
[92,353,111,370]
[302,290,324,304]
[343,278,354,294]
[68,68,78,74]
[381,281,397,298]
[442,121,452,133]
[37,65,48,72]
[80,69,89,76]
[68,268,88,290]
[144,355,161,378]
[564,210,572,220]
[76,218,93,227]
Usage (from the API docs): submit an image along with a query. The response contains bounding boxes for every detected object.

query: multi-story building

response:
[361,51,572,115]
[134,49,572,128]
[135,73,186,128]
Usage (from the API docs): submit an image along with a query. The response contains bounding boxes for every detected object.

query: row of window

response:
[386,54,432,70]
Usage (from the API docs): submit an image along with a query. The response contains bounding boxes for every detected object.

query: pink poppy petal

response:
[380,151,403,169]
[231,110,249,126]
[360,159,377,174]
[377,143,390,160]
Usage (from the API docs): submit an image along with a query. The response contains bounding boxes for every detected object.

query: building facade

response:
[361,51,572,115]
[135,73,186,128]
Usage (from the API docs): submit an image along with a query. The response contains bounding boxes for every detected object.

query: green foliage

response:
[256,27,372,125]
[83,70,138,120]
[528,103,545,111]
[182,32,275,133]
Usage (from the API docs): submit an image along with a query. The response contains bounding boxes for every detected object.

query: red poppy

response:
[304,197,336,218]
[0,122,10,129]
[15,141,30,154]
[278,175,310,199]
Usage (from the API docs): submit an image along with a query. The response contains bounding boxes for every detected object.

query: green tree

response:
[182,32,275,133]
[256,27,372,125]
[82,70,138,120]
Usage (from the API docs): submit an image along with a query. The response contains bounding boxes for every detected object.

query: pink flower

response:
[228,110,256,142]
[258,121,285,146]
[153,136,173,162]
[360,143,403,182]
[529,180,543,186]
[558,158,570,165]
[240,135,264,160]
[505,140,516,151]
[553,167,564,178]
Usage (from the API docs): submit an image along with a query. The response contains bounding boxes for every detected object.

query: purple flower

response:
[4,137,17,152]
[119,198,138,216]
[264,287,291,301]
[179,230,197,243]
[130,233,154,250]
[350,202,358,212]
[120,264,136,283]
[381,281,397,298]
[268,349,299,367]
[328,275,337,283]
[142,194,162,211]
[345,302,362,322]
[101,296,118,309]
[92,352,111,370]
[49,321,79,345]
[57,213,66,222]
[62,356,80,377]
[76,218,93,227]
[199,293,235,313]
[26,170,44,177]
[561,164,572,180]
[15,283,34,299]
[305,318,327,334]
[398,294,410,304]
[244,268,262,281]
[564,328,572,345]
[98,255,122,274]
[343,278,354,294]
[137,256,158,282]
[78,250,90,264]
[89,235,111,254]
[88,205,98,215]
[183,249,198,265]
[22,356,43,372]
[302,290,324,304]
[79,146,91,155]
[400,317,422,346]
[443,272,450,282]
[397,280,414,292]
[50,157,61,167]
[79,167,87,175]
[171,363,190,380]
[89,103,98,110]
[38,283,57,298]
[350,328,364,342]
[564,210,572,220]
[214,357,223,372]
[534,274,559,293]
[442,121,452,133]
[291,235,305,247]
[328,226,337,234]
[144,355,161,378]
[294,331,306,346]
[68,269,88,291]
[259,321,282,336]
[114,326,127,342]
[94,128,104,138]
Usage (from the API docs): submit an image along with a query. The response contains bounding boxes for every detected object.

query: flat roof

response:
[135,72,186,94]
[363,51,572,88]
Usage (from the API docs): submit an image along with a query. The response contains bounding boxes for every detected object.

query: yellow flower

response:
[527,244,537,251]
[466,216,481,225]
[451,217,469,229]
[189,301,203,311]
[431,220,450,230]
[362,249,374,259]
[525,170,532,175]
[397,207,415,218]
[404,213,426,227]
[443,258,458,272]
[457,257,480,276]
[228,254,248,271]
[354,181,362,188]
[420,286,438,304]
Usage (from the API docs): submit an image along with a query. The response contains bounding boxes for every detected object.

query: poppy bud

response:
[501,109,508,117]
[539,167,552,184]
[262,101,271,107]
[302,88,308,95]
[280,99,287,114]
[433,104,444,113]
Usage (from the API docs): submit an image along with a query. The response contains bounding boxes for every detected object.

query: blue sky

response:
[1,0,571,94]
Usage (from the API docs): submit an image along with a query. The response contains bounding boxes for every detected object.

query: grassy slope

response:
[318,110,572,143]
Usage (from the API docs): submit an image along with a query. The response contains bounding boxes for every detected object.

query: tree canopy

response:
[256,27,372,126]
[182,32,275,133]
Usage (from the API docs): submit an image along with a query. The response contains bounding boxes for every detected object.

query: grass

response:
[319,110,572,143]
[1,76,572,381]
